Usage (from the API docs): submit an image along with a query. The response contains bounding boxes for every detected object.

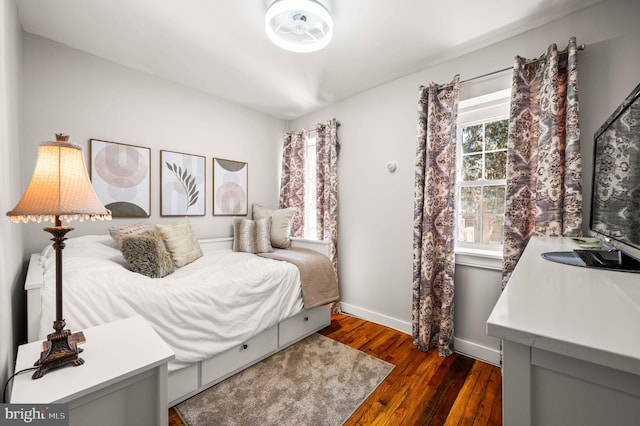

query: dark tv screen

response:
[590,82,640,252]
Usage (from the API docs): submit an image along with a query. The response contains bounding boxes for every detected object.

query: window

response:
[456,89,510,252]
[304,136,317,239]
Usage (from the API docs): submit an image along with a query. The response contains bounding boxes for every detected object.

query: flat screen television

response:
[590,82,640,261]
[544,82,640,272]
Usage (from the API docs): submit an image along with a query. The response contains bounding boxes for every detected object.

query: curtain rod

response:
[285,120,341,136]
[437,43,586,90]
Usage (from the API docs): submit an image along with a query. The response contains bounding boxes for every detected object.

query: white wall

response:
[11,0,640,368]
[0,0,24,389]
[21,34,288,255]
[289,0,640,362]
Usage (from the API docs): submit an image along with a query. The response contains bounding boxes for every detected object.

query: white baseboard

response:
[339,303,412,335]
[339,303,502,366]
[454,337,501,366]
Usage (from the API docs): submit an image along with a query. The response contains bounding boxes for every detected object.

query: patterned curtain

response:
[316,119,339,277]
[412,76,460,356]
[316,119,340,313]
[502,37,582,285]
[279,130,307,237]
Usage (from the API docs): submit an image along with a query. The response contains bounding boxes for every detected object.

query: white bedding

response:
[39,235,304,371]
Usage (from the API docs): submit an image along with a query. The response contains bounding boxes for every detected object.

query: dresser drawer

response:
[278,305,330,347]
[168,363,199,405]
[201,325,277,386]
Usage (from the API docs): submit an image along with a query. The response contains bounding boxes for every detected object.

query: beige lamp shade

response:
[6,134,111,223]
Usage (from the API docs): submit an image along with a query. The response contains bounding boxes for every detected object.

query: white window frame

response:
[455,89,511,263]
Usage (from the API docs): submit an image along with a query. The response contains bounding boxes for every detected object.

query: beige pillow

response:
[109,223,154,248]
[120,230,176,278]
[156,219,203,267]
[233,218,273,253]
[252,204,296,249]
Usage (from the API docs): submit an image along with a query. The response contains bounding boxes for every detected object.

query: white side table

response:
[10,316,174,426]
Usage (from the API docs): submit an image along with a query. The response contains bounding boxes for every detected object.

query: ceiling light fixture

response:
[265,0,333,53]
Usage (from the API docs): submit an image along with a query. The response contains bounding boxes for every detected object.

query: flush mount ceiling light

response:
[265,0,333,53]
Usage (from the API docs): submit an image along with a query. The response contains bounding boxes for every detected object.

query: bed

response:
[25,230,337,406]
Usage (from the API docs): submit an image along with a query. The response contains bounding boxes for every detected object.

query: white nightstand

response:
[10,316,174,426]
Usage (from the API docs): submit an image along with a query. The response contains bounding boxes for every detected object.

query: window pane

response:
[462,124,483,153]
[485,119,508,150]
[460,187,481,214]
[482,214,504,245]
[462,154,483,181]
[457,90,510,250]
[485,151,506,180]
[483,185,506,214]
[459,215,481,243]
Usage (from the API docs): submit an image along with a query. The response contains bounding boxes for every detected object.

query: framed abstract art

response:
[90,139,151,217]
[161,150,206,216]
[213,158,248,216]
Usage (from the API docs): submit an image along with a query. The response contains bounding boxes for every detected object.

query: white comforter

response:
[39,235,304,371]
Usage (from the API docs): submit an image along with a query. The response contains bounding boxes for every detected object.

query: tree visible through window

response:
[456,90,510,251]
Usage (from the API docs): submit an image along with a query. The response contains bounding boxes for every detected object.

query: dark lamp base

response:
[32,321,84,379]
[33,220,86,379]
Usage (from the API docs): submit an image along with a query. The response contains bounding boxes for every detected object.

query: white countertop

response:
[487,236,640,375]
[11,315,175,404]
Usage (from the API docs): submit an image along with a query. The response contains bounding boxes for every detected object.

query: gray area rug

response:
[175,333,394,426]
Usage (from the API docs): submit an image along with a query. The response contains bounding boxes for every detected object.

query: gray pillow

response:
[233,218,273,253]
[121,230,176,278]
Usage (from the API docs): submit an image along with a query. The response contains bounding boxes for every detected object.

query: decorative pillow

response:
[120,230,176,278]
[233,218,273,253]
[254,218,274,253]
[156,219,203,267]
[252,203,296,249]
[109,223,154,248]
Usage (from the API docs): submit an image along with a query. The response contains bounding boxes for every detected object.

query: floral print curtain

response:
[279,122,341,313]
[316,119,340,277]
[316,119,341,313]
[502,37,582,285]
[412,76,460,356]
[279,130,307,237]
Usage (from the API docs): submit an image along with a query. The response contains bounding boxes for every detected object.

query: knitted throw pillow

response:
[109,223,154,248]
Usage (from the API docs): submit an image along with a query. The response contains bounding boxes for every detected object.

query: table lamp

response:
[6,134,111,379]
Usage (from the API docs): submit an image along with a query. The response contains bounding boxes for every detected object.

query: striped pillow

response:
[233,218,273,253]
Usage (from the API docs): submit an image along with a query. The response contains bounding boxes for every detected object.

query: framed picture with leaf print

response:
[213,158,248,216]
[160,150,206,216]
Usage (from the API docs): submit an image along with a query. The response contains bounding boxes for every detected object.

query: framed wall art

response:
[161,150,206,216]
[213,158,248,216]
[90,139,151,217]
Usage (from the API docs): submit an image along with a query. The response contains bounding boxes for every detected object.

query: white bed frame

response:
[25,236,332,406]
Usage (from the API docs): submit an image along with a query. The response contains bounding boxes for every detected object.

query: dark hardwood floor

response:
[169,314,502,425]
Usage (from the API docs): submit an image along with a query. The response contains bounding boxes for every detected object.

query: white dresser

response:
[10,316,174,426]
[487,236,640,426]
